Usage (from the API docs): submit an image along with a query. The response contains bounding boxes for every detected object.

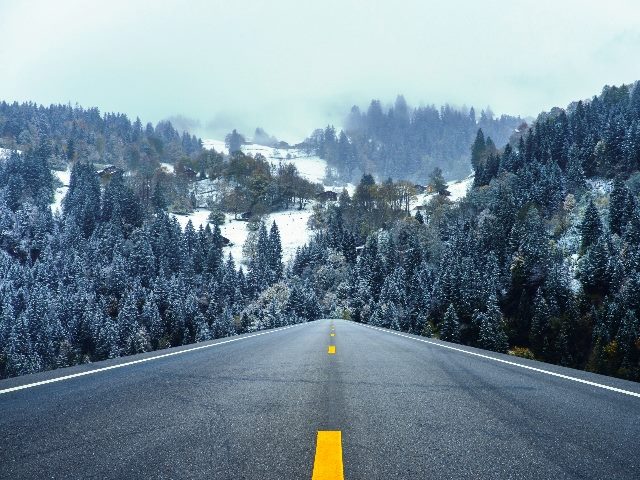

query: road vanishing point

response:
[1,319,639,479]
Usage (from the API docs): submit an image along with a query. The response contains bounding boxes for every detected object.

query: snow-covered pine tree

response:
[580,200,603,252]
[268,221,283,283]
[476,295,508,353]
[440,304,461,343]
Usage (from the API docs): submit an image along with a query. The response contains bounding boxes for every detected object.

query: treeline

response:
[309,175,419,238]
[303,96,522,182]
[0,101,202,170]
[175,149,323,218]
[295,82,640,382]
[0,150,321,378]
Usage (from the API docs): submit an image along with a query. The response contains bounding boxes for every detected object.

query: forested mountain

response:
[0,151,321,377]
[0,103,323,379]
[302,96,523,182]
[293,82,640,382]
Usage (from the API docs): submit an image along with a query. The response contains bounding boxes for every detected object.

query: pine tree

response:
[440,304,461,343]
[118,292,144,355]
[530,289,550,357]
[5,316,42,377]
[195,313,211,342]
[580,200,603,252]
[268,221,283,282]
[225,129,245,153]
[470,129,486,171]
[579,236,611,295]
[129,228,156,287]
[617,310,639,374]
[565,145,587,192]
[248,223,271,294]
[96,314,120,360]
[476,295,509,353]
[143,296,164,349]
[609,178,632,236]
[428,167,450,196]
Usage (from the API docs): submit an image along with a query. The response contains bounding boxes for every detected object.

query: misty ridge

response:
[299,96,523,183]
[199,96,524,185]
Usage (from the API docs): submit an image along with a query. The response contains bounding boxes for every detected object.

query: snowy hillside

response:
[172,209,313,265]
[42,139,474,265]
[179,140,475,265]
[176,139,335,265]
[411,175,474,209]
[203,139,327,185]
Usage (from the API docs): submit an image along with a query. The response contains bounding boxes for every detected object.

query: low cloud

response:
[165,115,201,134]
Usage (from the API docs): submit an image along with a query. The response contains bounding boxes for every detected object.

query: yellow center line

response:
[328,345,336,354]
[330,333,335,337]
[312,431,344,480]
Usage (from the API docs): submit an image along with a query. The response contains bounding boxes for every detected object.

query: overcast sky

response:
[1,0,639,142]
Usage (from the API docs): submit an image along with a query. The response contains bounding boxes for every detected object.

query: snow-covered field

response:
[179,140,476,264]
[202,139,227,154]
[172,208,313,265]
[412,175,474,209]
[446,175,474,201]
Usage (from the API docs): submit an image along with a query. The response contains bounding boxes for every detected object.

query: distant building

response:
[316,190,338,202]
[182,166,198,181]
[97,165,123,181]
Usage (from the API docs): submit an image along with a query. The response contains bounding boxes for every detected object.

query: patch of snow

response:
[171,209,212,232]
[51,168,71,213]
[587,179,613,196]
[0,148,13,160]
[0,147,21,160]
[565,254,582,294]
[160,162,174,173]
[412,175,474,209]
[220,214,251,264]
[202,139,228,154]
[264,208,314,263]
[447,175,474,201]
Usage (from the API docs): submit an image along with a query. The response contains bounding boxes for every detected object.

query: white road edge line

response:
[358,323,640,399]
[0,325,301,395]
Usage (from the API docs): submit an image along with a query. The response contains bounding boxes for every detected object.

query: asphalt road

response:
[1,319,639,479]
